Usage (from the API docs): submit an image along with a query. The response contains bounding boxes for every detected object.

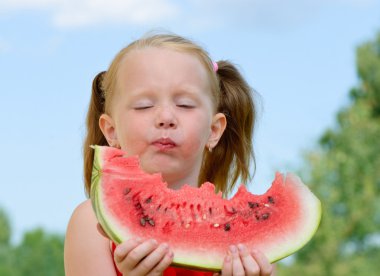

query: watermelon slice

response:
[91,145,321,271]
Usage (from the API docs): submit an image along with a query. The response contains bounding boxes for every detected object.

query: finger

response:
[230,245,245,276]
[96,223,109,238]
[148,247,175,275]
[121,239,159,270]
[237,244,260,276]
[250,249,273,276]
[134,243,171,275]
[221,252,232,276]
[113,238,144,266]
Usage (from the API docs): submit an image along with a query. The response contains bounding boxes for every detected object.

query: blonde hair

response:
[83,33,257,197]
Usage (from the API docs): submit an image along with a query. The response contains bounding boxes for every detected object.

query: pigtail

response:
[83,71,108,196]
[200,61,256,197]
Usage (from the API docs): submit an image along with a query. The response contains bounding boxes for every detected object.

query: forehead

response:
[117,47,211,92]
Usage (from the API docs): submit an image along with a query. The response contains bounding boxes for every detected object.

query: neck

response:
[164,171,199,190]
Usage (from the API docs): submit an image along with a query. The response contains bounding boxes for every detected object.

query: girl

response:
[64,33,274,276]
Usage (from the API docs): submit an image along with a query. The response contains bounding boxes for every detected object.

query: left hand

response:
[215,244,273,276]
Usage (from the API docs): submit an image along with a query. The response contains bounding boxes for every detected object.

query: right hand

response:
[97,223,174,275]
[113,238,174,276]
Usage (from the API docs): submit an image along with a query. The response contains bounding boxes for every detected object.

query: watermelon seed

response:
[264,204,270,207]
[209,207,213,215]
[202,214,207,220]
[185,223,191,228]
[248,202,259,208]
[268,196,275,204]
[224,223,231,231]
[148,219,155,226]
[140,218,146,226]
[123,188,131,195]
[145,197,152,203]
[213,223,220,228]
[135,203,142,209]
[262,213,270,220]
[156,204,161,211]
[197,204,201,212]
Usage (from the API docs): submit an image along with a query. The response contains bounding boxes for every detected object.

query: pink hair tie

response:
[213,61,218,72]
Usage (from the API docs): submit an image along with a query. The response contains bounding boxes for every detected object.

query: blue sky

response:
[1,0,379,243]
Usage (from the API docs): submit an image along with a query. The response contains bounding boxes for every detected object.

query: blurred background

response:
[0,0,379,275]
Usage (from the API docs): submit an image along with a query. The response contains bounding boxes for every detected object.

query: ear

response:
[207,113,227,149]
[99,113,119,147]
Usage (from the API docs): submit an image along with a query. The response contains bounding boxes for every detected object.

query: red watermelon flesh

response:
[91,146,321,271]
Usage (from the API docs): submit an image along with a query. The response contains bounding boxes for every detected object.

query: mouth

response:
[152,138,177,150]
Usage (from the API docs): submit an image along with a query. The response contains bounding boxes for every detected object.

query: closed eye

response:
[134,106,153,110]
[177,104,195,109]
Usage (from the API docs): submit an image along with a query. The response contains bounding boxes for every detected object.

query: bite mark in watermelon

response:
[90,145,321,271]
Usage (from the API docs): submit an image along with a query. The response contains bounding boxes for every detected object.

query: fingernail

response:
[237,243,246,252]
[135,237,142,243]
[229,245,237,253]
[161,243,169,250]
[225,255,231,263]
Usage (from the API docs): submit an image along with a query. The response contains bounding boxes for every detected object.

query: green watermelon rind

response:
[90,145,322,271]
[90,146,125,245]
[265,173,322,263]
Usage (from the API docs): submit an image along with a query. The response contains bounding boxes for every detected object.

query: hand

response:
[97,223,173,275]
[217,244,273,276]
[114,238,174,276]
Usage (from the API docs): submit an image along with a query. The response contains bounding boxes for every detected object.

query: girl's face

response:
[100,47,226,188]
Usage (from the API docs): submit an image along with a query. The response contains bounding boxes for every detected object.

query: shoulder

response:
[64,199,116,276]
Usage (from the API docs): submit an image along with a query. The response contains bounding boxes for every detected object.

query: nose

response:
[155,107,177,129]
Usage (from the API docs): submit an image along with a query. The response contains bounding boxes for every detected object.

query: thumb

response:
[97,223,109,239]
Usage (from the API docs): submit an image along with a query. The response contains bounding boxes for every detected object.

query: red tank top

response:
[111,242,214,276]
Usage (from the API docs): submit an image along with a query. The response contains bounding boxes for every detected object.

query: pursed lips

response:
[152,138,177,150]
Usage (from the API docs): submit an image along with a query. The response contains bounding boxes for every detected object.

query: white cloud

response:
[1,0,180,27]
[1,0,378,29]
[53,0,179,28]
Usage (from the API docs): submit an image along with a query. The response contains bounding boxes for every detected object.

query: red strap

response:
[111,242,213,276]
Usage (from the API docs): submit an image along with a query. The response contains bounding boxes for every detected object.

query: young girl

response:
[64,33,274,276]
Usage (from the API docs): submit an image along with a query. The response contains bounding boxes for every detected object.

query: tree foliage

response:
[278,32,380,275]
[0,209,64,276]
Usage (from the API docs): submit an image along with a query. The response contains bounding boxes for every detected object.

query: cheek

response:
[182,116,211,153]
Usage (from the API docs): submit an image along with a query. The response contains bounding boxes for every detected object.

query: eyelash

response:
[134,106,153,110]
[177,104,194,109]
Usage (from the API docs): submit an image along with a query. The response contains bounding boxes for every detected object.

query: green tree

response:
[14,228,65,276]
[0,208,13,276]
[0,208,65,276]
[278,32,380,275]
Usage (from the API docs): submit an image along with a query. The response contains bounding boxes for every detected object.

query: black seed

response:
[224,223,231,231]
[248,202,259,208]
[123,188,131,195]
[268,196,275,204]
[262,213,270,220]
[156,204,161,211]
[148,219,155,226]
[135,203,142,209]
[140,218,146,226]
[145,197,152,203]
[255,215,260,221]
